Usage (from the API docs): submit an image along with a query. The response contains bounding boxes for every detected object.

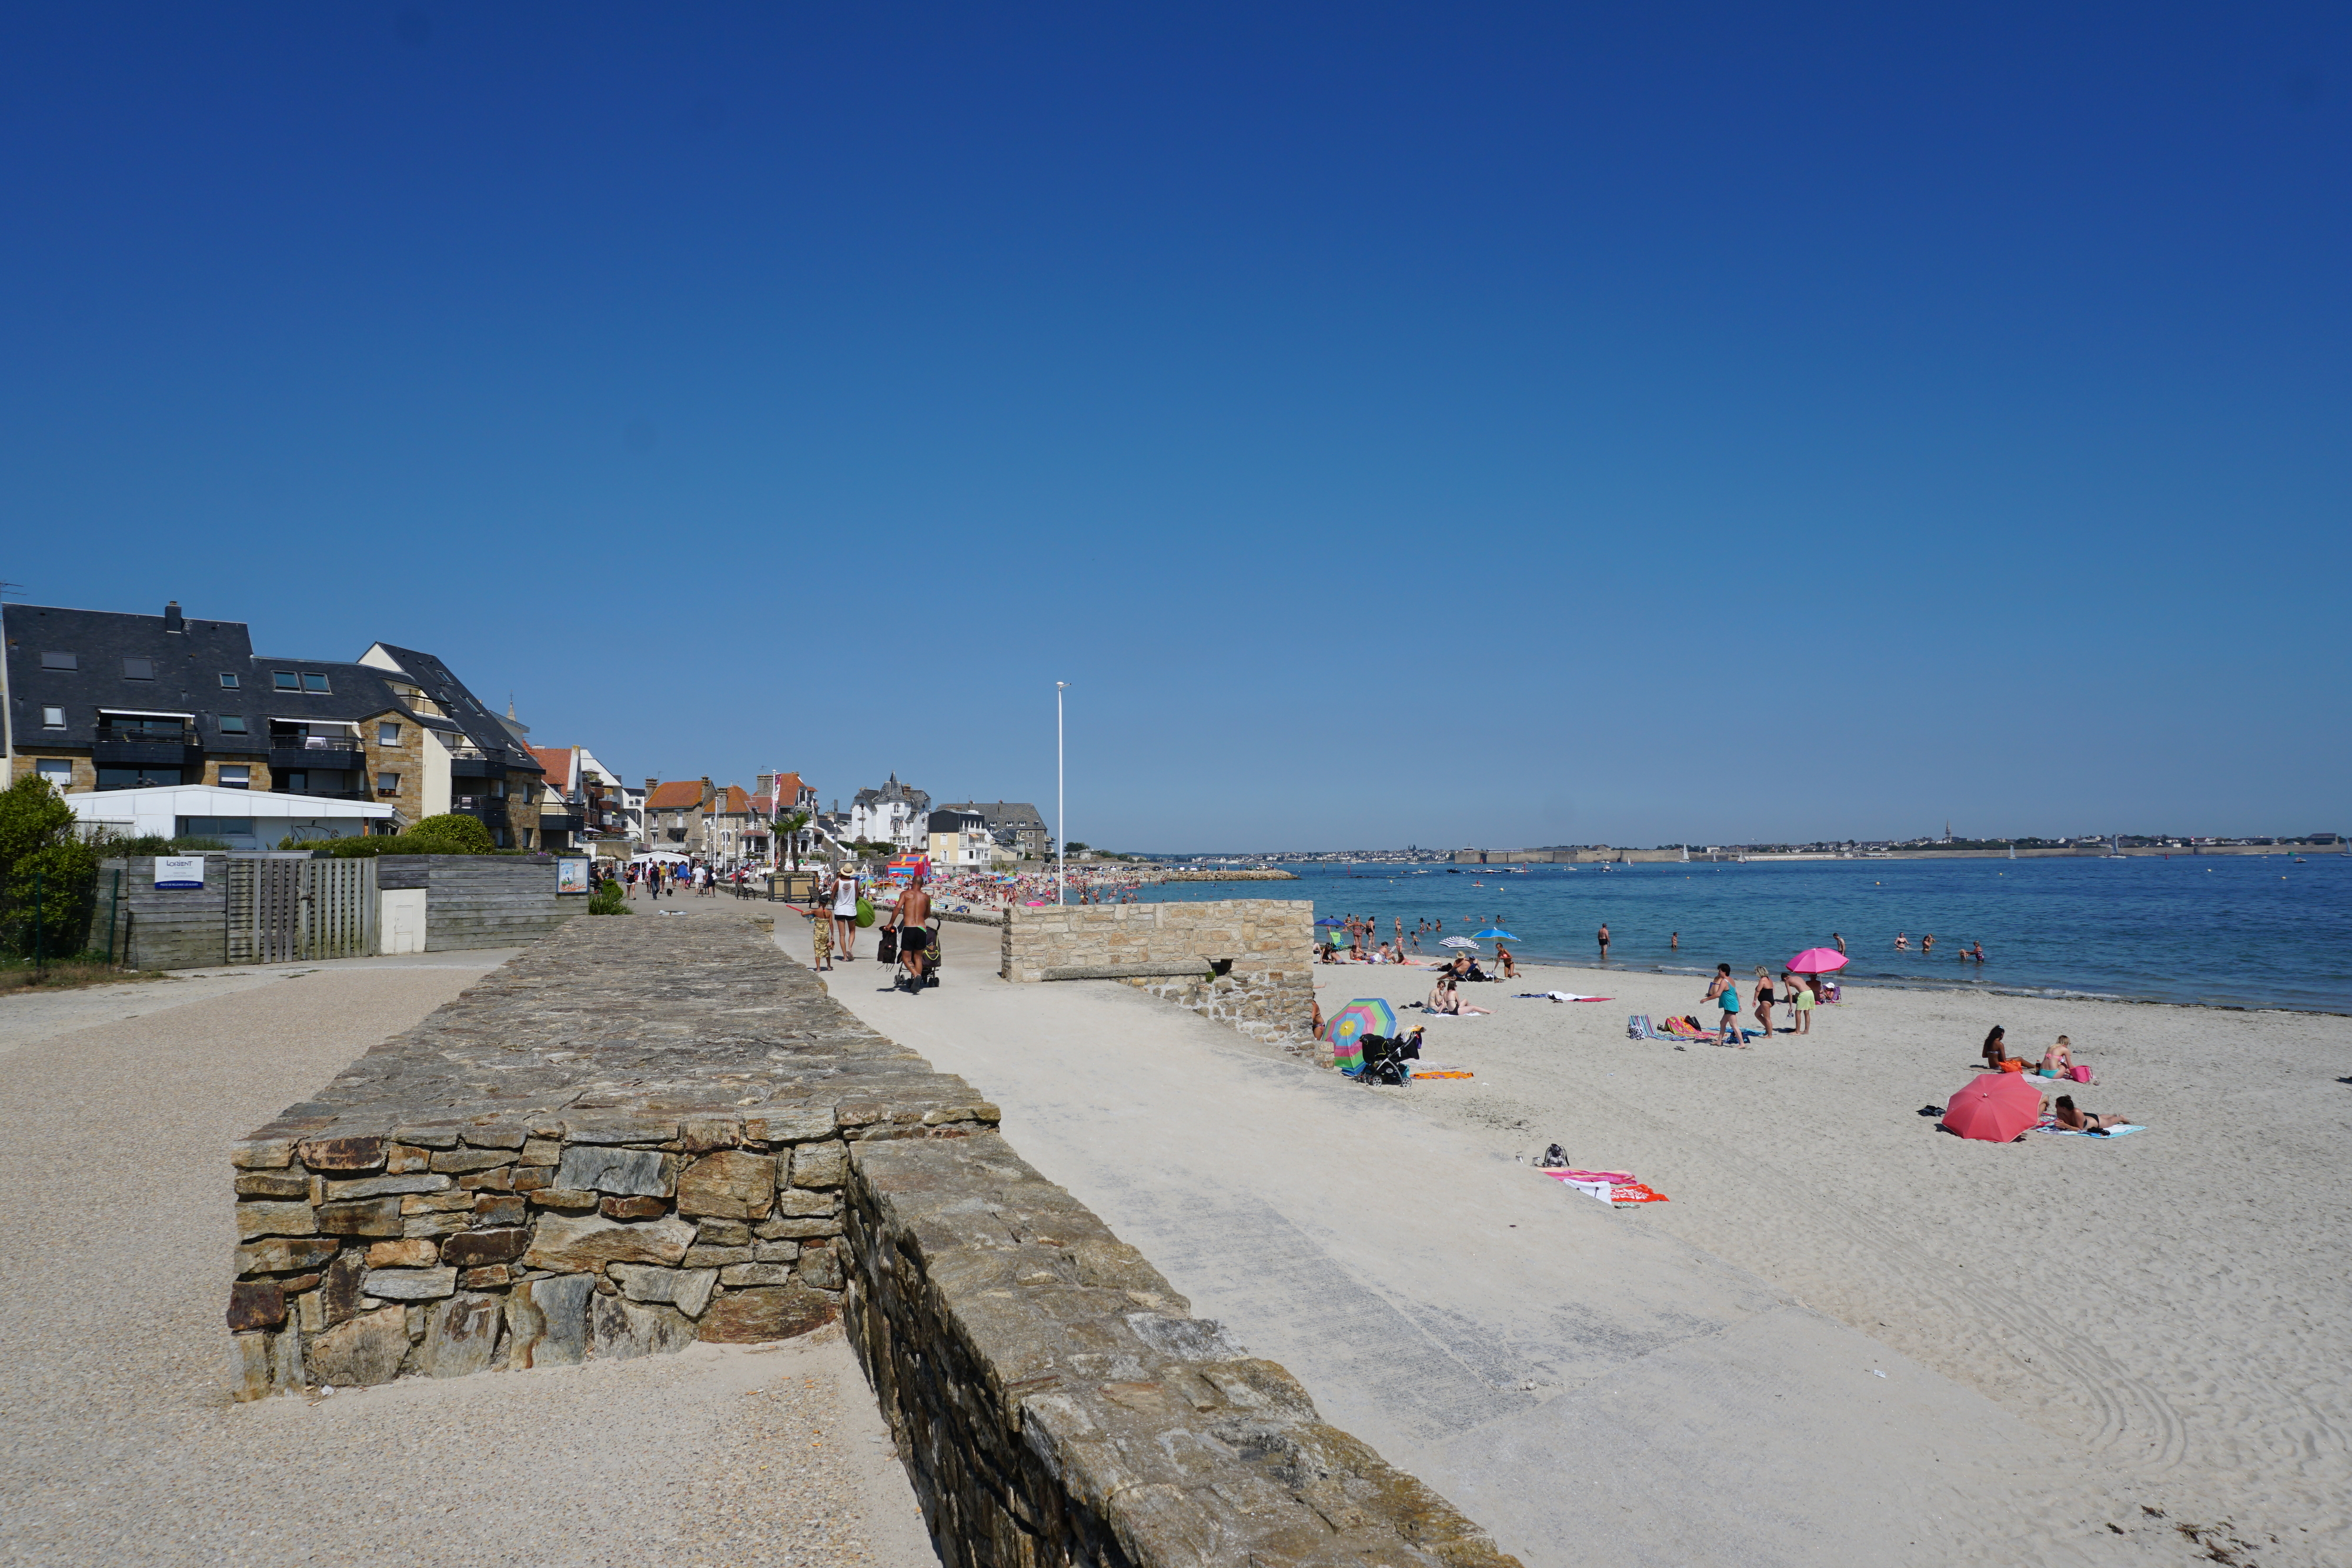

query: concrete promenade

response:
[776,910,2164,1567]
[0,940,935,1568]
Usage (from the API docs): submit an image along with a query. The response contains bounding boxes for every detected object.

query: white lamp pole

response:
[1056,681,1068,907]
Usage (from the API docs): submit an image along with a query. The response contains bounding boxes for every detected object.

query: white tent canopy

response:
[62,784,395,852]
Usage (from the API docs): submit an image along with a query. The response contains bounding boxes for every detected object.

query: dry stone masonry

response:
[1001,900,1320,1052]
[226,910,1515,1567]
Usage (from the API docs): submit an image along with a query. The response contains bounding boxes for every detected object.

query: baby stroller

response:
[1355,1027,1424,1086]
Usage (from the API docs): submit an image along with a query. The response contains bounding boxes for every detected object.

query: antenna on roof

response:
[507,693,516,719]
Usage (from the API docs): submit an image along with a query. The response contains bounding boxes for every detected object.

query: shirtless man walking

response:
[894,871,934,992]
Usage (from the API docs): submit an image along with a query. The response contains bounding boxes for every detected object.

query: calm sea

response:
[1130,855,2352,1013]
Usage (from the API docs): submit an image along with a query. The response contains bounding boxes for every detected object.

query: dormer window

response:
[303,673,330,693]
[40,651,75,670]
[273,671,300,691]
[122,658,154,680]
[219,673,239,689]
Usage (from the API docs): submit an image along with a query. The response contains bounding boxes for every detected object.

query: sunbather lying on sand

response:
[1426,977,1491,1016]
[2046,1094,2130,1133]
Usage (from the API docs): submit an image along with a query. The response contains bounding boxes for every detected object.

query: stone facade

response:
[1001,900,1319,1050]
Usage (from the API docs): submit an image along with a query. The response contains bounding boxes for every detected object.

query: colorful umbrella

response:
[1940,1073,2043,1143]
[1473,927,1519,941]
[1314,916,1346,927]
[1326,998,1398,1075]
[1788,948,1848,973]
[1439,936,1481,949]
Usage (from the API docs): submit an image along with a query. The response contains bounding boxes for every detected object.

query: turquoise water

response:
[1132,855,2352,1012]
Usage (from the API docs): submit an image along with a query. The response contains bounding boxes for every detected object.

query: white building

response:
[64,784,395,851]
[847,774,930,850]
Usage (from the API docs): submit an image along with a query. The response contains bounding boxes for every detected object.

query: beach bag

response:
[855,897,876,928]
[875,927,900,965]
[1999,1058,2024,1073]
[2069,1065,2092,1082]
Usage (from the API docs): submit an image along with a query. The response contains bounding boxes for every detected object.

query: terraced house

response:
[2,599,549,850]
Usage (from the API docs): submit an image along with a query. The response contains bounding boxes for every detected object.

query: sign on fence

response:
[556,858,590,895]
[155,856,206,890]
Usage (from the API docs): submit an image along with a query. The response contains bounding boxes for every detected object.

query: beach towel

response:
[1539,1169,1634,1185]
[1410,1065,1474,1079]
[1611,1183,1671,1204]
[1520,991,1613,1002]
[2033,1122,2144,1138]
[1560,1179,1613,1204]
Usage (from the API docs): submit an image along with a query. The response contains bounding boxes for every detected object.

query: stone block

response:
[296,1288,324,1334]
[507,1273,594,1369]
[309,1305,408,1387]
[719,1262,793,1287]
[403,1213,470,1239]
[795,1246,843,1291]
[458,1168,514,1192]
[512,1166,553,1192]
[681,1243,753,1268]
[401,1191,474,1213]
[752,1240,801,1264]
[321,1249,367,1325]
[520,1138,563,1164]
[692,1218,751,1246]
[230,1138,296,1169]
[439,1227,529,1268]
[599,1195,666,1221]
[420,1292,503,1377]
[676,1150,777,1219]
[366,1239,439,1268]
[611,1263,720,1318]
[554,1145,670,1198]
[389,1124,459,1148]
[773,1188,838,1217]
[458,1123,526,1149]
[227,1280,286,1332]
[528,1188,599,1209]
[744,1108,835,1144]
[677,1116,741,1152]
[460,1264,513,1289]
[234,1201,319,1241]
[363,1266,457,1300]
[234,1172,311,1199]
[325,1173,452,1200]
[316,1198,403,1238]
[236,1236,339,1276]
[429,1147,517,1174]
[523,1211,695,1272]
[789,1142,847,1189]
[473,1195,527,1227]
[385,1144,432,1174]
[697,1283,836,1343]
[589,1294,696,1359]
[297,1136,386,1172]
[228,1332,274,1402]
[563,1114,679,1146]
[753,1215,844,1241]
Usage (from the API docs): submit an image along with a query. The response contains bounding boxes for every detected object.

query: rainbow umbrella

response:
[1326,998,1397,1075]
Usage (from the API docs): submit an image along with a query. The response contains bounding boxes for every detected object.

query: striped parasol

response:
[1326,998,1398,1075]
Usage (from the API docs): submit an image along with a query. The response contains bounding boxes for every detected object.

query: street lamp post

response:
[1056,681,1068,907]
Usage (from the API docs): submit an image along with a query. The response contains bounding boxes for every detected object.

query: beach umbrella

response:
[1940,1073,2043,1144]
[1326,998,1398,1075]
[1473,927,1519,941]
[1314,917,1345,928]
[1440,936,1481,949]
[1788,948,1848,973]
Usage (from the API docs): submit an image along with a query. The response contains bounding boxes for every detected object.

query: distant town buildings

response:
[940,799,1051,860]
[849,774,931,850]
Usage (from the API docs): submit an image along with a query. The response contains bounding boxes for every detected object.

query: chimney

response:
[163,600,184,632]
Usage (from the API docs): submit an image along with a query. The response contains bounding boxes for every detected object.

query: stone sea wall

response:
[846,1131,1516,1568]
[226,914,995,1398]
[1000,900,1318,1049]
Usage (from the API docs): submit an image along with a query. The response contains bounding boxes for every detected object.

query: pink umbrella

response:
[1940,1072,2043,1143]
[1788,947,1848,973]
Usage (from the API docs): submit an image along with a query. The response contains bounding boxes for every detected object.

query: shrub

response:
[409,813,496,854]
[0,774,101,958]
[587,880,629,915]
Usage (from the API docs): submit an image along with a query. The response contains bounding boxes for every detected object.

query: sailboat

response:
[2104,837,2126,859]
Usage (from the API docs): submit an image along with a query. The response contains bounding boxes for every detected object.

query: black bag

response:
[876,927,900,965]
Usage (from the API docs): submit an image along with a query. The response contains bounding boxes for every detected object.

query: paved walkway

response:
[781,915,2153,1568]
[0,940,936,1568]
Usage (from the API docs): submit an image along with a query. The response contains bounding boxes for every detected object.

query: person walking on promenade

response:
[1598,922,1611,959]
[1706,964,1744,1047]
[894,871,933,992]
[830,862,861,961]
[809,900,833,971]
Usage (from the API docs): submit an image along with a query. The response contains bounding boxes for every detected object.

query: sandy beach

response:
[1314,956,2352,1564]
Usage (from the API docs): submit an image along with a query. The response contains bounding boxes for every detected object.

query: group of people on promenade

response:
[621,858,720,898]
[798,862,936,993]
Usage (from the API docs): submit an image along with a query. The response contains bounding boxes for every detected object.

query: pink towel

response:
[1541,1169,1633,1185]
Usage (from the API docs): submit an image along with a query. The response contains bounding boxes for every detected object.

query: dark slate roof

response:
[362,643,542,774]
[928,809,987,833]
[853,773,930,813]
[941,800,1047,832]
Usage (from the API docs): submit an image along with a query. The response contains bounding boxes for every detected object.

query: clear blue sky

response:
[4,5,2346,850]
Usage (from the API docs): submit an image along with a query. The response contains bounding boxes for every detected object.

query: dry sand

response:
[1319,956,2352,1566]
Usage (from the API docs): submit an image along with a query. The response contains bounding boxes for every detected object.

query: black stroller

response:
[1354,1027,1424,1086]
[890,922,943,992]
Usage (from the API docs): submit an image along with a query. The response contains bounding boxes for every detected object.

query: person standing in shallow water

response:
[1670,931,1679,950]
[1832,932,1846,955]
[1597,922,1611,959]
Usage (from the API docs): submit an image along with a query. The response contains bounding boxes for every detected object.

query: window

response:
[219,673,239,689]
[36,760,72,788]
[302,673,330,693]
[273,671,299,691]
[122,657,155,680]
[41,707,65,728]
[40,651,75,670]
[218,765,250,788]
[96,767,182,790]
[176,816,253,838]
[492,780,507,798]
[376,772,400,795]
[493,828,511,848]
[521,830,534,848]
[218,716,247,734]
[377,722,400,745]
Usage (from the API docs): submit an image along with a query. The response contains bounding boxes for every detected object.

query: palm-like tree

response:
[774,811,813,870]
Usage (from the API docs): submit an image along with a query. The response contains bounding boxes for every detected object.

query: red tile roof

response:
[645,780,705,810]
[527,746,575,790]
